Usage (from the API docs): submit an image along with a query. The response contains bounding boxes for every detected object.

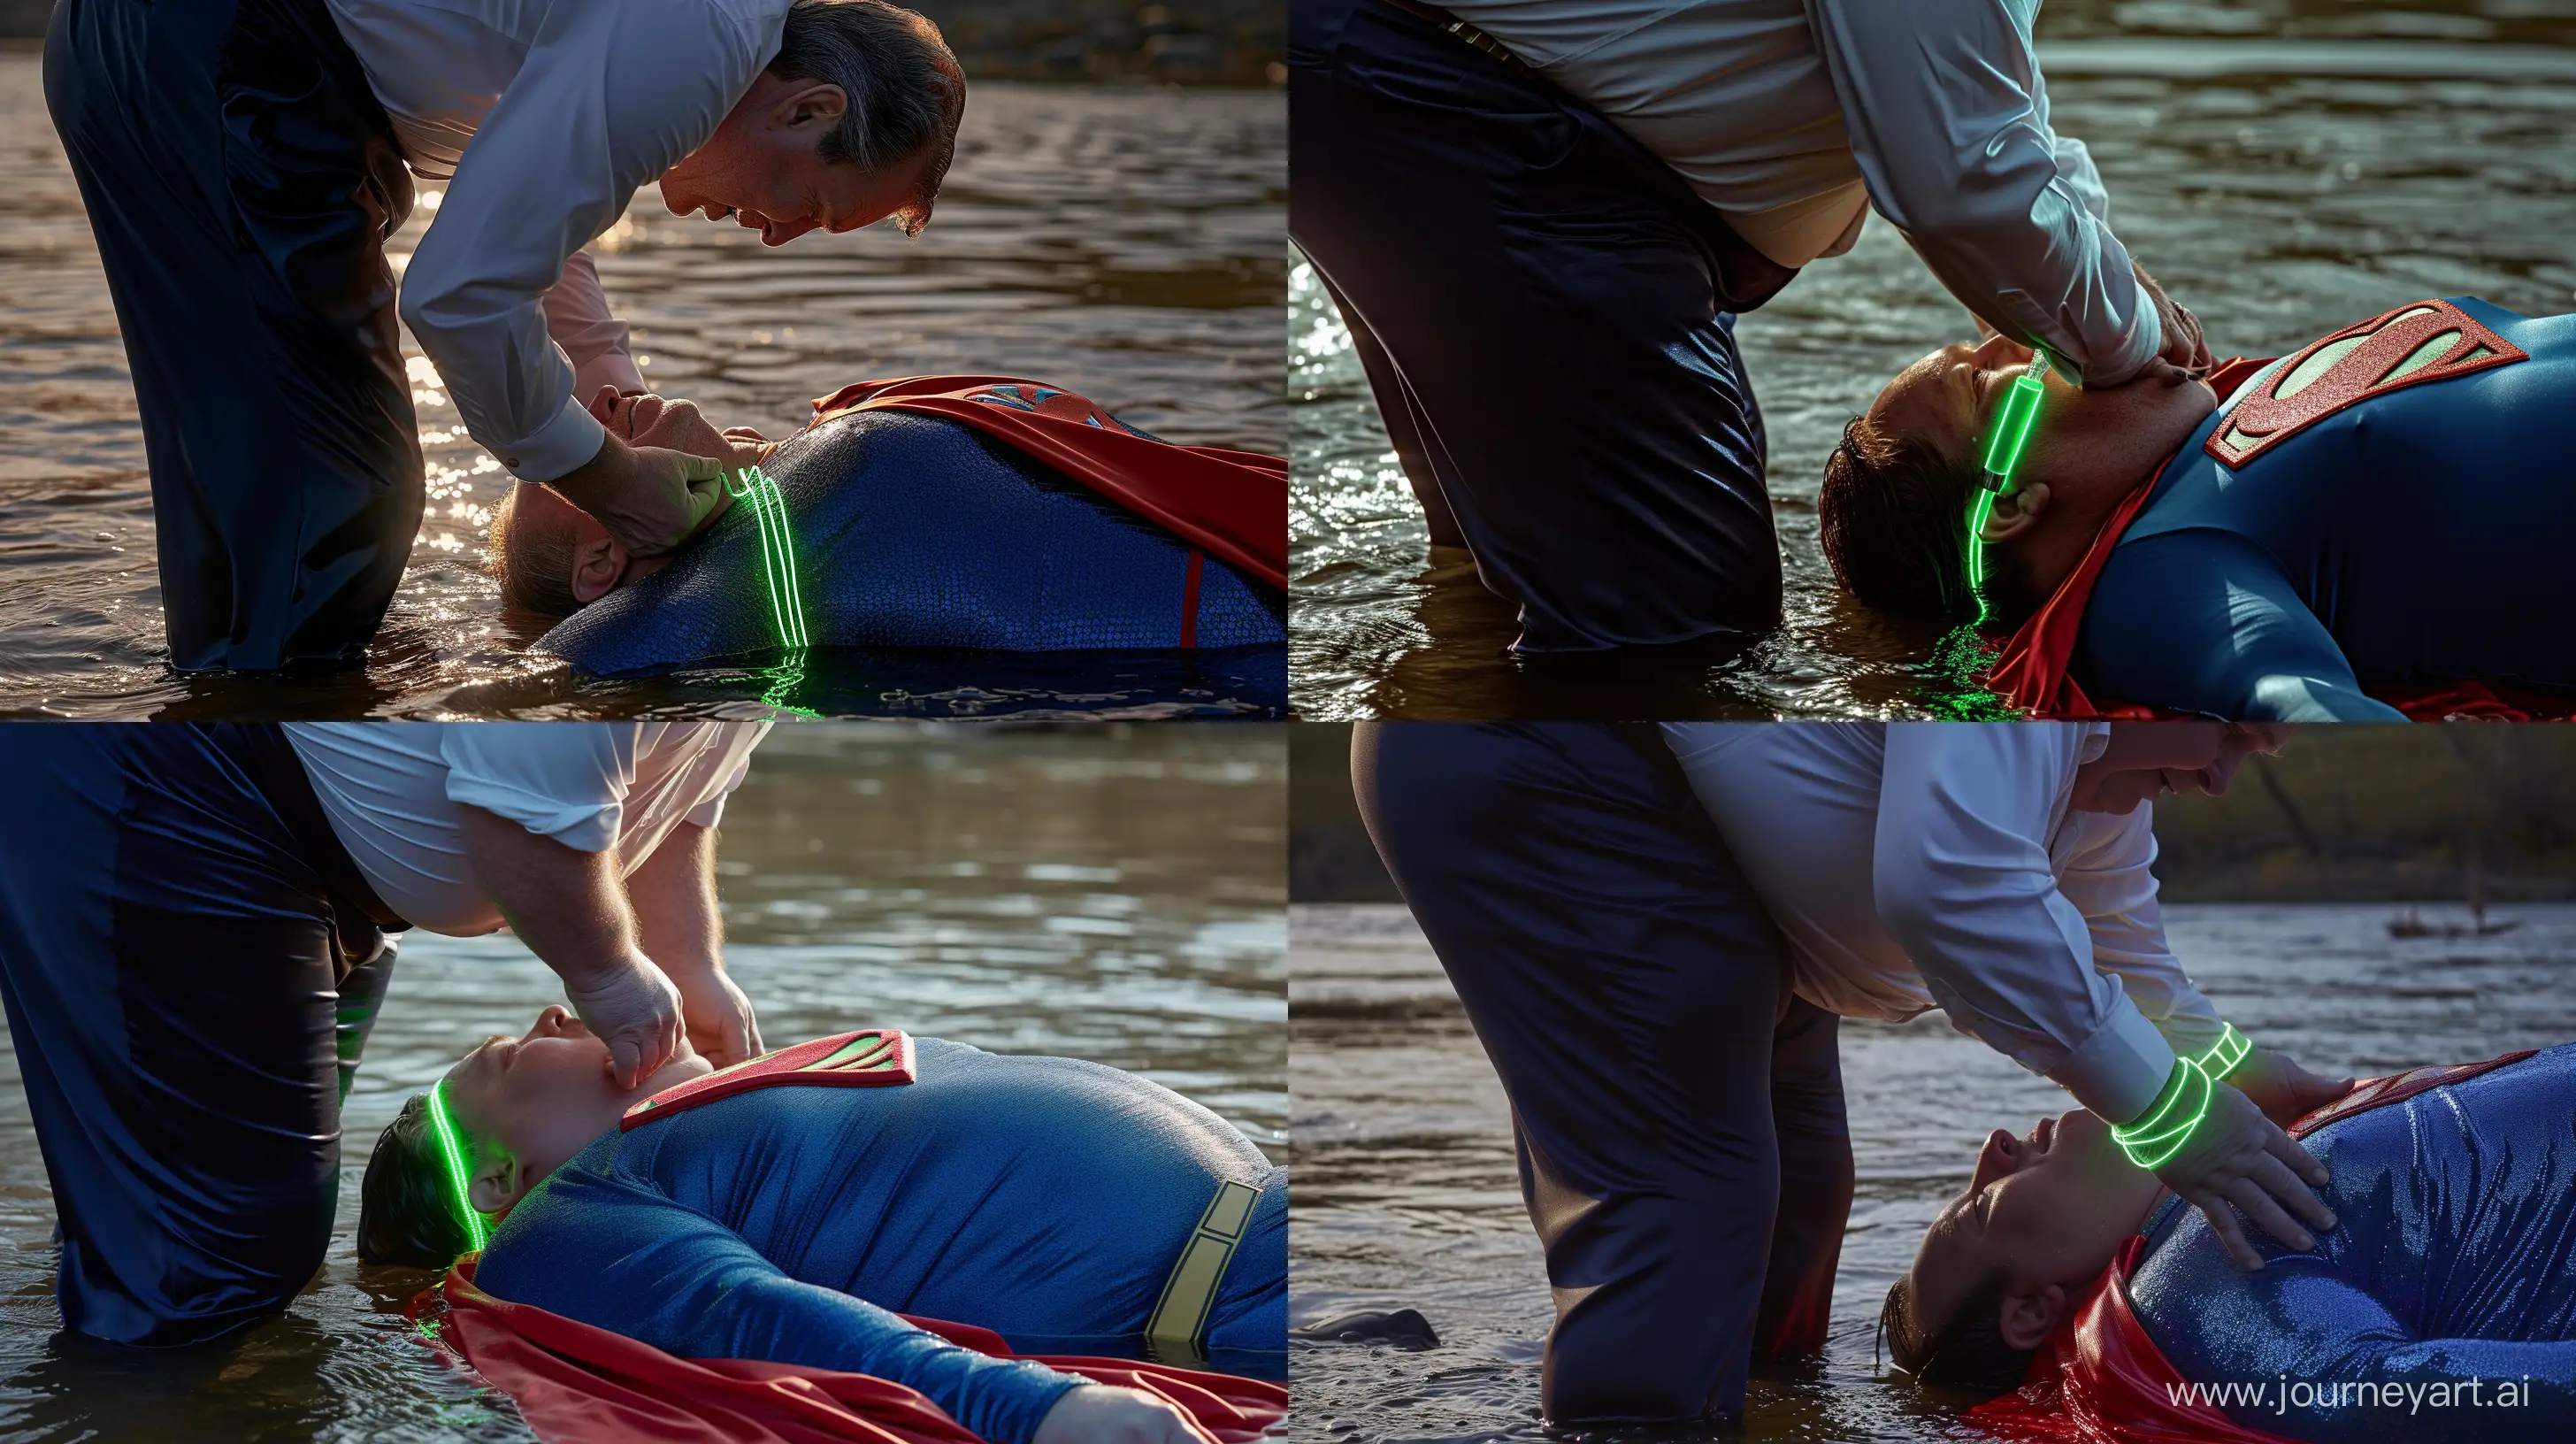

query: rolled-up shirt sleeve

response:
[1872,723,2178,1124]
[1809,0,2162,386]
[541,249,648,401]
[440,723,640,853]
[398,0,772,480]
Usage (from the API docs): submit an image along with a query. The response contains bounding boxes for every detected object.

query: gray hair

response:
[769,0,967,236]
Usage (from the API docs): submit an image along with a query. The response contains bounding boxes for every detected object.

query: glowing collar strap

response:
[423,1079,493,1253]
[1965,349,2053,622]
[2112,1023,2255,1171]
[727,465,809,651]
[1979,349,2051,493]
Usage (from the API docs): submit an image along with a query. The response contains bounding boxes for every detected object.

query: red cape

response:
[1966,1052,2540,1444]
[414,1259,1288,1444]
[811,377,1288,594]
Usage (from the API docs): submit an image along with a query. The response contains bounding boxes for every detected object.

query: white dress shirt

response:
[1660,721,2221,1124]
[1436,0,2161,384]
[285,721,770,936]
[324,0,796,480]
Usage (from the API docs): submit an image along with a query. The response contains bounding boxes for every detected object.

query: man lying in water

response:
[1819,297,2576,720]
[487,384,1286,675]
[1884,1042,2576,1441]
[360,1007,1284,1444]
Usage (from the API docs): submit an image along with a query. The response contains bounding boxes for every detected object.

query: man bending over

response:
[1820,298,2576,720]
[1884,1043,2576,1441]
[489,385,1286,674]
[361,1008,1284,1444]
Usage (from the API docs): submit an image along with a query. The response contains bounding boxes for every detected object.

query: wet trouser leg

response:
[1351,722,1853,1428]
[0,725,402,1346]
[44,0,420,671]
[1290,0,1796,653]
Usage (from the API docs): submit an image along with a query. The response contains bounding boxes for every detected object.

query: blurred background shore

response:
[0,0,1285,85]
[1293,724,2576,903]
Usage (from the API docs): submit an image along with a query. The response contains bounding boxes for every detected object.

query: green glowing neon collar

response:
[1964,349,2054,623]
[423,1079,493,1253]
[2112,1022,2253,1171]
[726,465,810,652]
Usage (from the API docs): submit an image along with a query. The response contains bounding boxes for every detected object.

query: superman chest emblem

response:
[2206,299,2526,467]
[621,1029,916,1130]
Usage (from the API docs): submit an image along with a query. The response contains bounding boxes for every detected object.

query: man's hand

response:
[1031,1386,1204,1444]
[2133,262,2212,374]
[2149,1081,2336,1271]
[625,820,760,1068]
[546,427,732,557]
[560,954,690,1089]
[455,803,690,1089]
[2227,1048,2354,1129]
[673,964,762,1067]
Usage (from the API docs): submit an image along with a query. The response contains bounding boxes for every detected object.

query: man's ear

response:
[1978,481,2052,543]
[771,81,847,134]
[467,1150,533,1218]
[568,535,627,606]
[1996,1281,2068,1351]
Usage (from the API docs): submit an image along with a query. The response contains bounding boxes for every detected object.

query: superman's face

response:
[1867,334,2074,471]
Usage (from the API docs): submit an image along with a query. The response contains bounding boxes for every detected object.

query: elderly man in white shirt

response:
[1349,718,2342,1432]
[1663,722,2347,1271]
[0,721,768,1347]
[1288,0,2212,657]
[45,0,962,672]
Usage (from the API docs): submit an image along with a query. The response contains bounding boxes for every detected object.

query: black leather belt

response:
[1376,0,1530,68]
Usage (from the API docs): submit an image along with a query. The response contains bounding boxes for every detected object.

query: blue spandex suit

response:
[2074,299,2576,721]
[538,410,1284,675]
[2128,1043,2576,1442]
[472,1038,1286,1444]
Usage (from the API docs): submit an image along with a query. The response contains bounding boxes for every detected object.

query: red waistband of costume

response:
[810,376,1289,593]
[621,1029,915,1131]
[1967,1051,2539,1444]
[415,1258,1288,1444]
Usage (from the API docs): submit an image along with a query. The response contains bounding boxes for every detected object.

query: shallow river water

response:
[0,57,1284,719]
[1289,2,2576,719]
[0,723,1287,1441]
[1290,899,2576,1441]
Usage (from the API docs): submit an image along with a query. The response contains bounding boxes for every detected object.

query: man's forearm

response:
[628,821,722,980]
[456,802,640,987]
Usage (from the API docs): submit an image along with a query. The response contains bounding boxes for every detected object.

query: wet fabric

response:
[538,409,1284,675]
[472,1038,1285,1443]
[418,1258,1290,1444]
[1970,1051,2570,1444]
[1292,0,1795,654]
[1351,723,1850,1428]
[1991,298,2576,721]
[45,0,421,671]
[0,726,406,1346]
[810,377,1288,592]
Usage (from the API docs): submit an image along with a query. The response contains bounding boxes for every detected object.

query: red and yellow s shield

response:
[2206,299,2526,468]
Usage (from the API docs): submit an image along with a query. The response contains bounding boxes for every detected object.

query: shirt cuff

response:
[2048,995,2179,1125]
[497,393,610,483]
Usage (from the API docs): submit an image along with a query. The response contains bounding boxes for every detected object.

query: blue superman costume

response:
[1987,299,2576,721]
[536,377,1289,675]
[444,1033,1285,1444]
[1970,1046,2576,1444]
